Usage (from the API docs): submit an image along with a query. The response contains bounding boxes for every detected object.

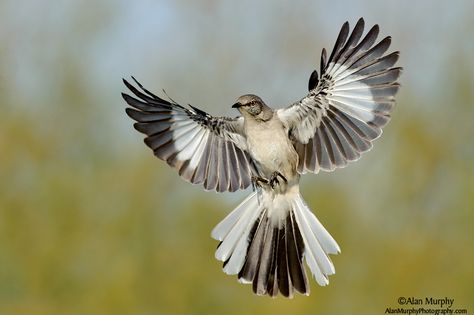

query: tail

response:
[211,190,340,298]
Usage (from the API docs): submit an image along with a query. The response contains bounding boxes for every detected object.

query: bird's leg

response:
[269,171,287,189]
[251,175,269,205]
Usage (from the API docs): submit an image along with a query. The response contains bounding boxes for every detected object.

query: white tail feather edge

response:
[211,190,340,286]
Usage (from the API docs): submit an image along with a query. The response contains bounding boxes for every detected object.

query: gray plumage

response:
[122,17,401,298]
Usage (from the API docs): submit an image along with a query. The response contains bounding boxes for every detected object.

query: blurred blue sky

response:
[2,0,473,112]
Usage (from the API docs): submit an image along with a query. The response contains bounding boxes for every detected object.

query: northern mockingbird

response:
[122,18,401,298]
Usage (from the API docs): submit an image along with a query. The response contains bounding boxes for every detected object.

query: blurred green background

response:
[1,0,473,314]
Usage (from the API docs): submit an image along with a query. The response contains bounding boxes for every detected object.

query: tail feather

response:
[286,211,309,294]
[266,227,281,296]
[211,192,258,241]
[292,197,334,286]
[276,226,291,297]
[253,221,276,295]
[238,209,267,283]
[297,197,340,254]
[213,192,261,263]
[212,190,339,297]
[222,206,263,275]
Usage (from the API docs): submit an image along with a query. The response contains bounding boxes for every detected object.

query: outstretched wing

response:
[122,78,257,192]
[277,18,401,174]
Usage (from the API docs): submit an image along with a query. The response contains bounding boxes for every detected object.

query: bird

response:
[122,17,401,298]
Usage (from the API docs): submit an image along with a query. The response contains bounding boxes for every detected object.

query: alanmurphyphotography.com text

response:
[384,296,468,314]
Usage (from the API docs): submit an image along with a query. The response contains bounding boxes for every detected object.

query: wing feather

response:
[123,78,255,192]
[277,18,401,174]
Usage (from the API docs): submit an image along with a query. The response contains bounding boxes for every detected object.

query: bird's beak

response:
[232,102,242,109]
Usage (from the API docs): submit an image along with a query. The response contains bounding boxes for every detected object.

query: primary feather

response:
[122,77,258,192]
[277,17,401,174]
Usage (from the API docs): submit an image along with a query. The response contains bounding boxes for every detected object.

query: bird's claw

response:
[251,176,268,190]
[252,173,287,191]
[269,172,287,189]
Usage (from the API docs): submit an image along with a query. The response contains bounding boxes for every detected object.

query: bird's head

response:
[232,94,273,121]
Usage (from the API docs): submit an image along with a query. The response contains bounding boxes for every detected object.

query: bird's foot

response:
[251,176,269,191]
[269,172,287,189]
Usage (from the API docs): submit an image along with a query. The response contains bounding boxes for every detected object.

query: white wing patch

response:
[278,18,401,174]
[122,78,257,192]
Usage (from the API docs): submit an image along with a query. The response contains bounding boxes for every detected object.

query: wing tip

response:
[308,70,319,91]
[125,107,138,119]
[122,77,134,90]
[121,92,129,102]
[132,121,145,133]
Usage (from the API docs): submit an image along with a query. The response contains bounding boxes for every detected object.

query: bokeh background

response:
[1,0,473,314]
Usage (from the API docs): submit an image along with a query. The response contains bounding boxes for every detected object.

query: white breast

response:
[245,117,298,178]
